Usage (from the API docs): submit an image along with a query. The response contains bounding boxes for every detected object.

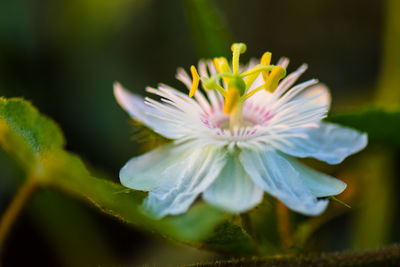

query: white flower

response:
[114,43,367,219]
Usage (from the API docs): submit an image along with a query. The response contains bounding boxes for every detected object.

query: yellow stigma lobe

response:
[224,87,240,114]
[231,43,247,54]
[260,52,272,81]
[189,65,200,98]
[231,43,247,74]
[264,65,285,92]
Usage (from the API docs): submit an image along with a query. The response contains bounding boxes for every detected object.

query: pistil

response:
[229,101,243,131]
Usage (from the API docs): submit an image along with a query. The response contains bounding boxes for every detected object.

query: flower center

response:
[201,101,274,132]
[188,43,286,131]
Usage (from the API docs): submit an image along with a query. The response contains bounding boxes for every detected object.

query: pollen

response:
[213,57,231,86]
[264,66,285,92]
[260,52,272,81]
[213,57,231,74]
[189,65,200,98]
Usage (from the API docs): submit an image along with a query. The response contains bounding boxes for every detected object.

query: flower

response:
[114,43,367,219]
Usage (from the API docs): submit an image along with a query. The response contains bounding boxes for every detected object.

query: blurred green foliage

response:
[329,108,400,147]
[183,0,233,58]
[0,98,227,242]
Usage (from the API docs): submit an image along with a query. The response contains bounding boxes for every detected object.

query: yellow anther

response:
[224,87,240,114]
[189,65,200,98]
[244,66,261,89]
[260,52,272,81]
[213,57,231,85]
[260,52,272,65]
[213,57,231,74]
[264,66,285,92]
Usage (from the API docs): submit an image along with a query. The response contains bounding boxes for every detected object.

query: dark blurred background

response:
[0,0,398,266]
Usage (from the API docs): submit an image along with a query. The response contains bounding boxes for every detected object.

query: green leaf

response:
[201,221,255,255]
[45,150,228,242]
[0,98,64,173]
[0,98,244,247]
[328,108,400,146]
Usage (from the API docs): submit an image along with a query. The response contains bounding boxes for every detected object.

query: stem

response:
[352,148,393,249]
[0,177,39,256]
[277,201,292,248]
[240,213,253,237]
[240,213,262,254]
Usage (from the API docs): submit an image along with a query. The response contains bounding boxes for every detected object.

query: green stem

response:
[352,148,393,249]
[277,201,292,249]
[240,213,253,237]
[0,177,39,256]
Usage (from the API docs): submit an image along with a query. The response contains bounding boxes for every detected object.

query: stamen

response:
[224,87,240,114]
[242,64,275,90]
[260,52,272,81]
[264,66,286,92]
[189,65,200,97]
[261,52,272,65]
[213,57,232,86]
[244,52,272,89]
[213,57,232,74]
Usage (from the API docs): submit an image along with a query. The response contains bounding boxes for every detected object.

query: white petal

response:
[142,145,227,218]
[286,157,347,197]
[120,143,193,191]
[280,122,368,164]
[240,150,329,216]
[114,82,183,139]
[203,154,264,213]
[277,57,290,69]
[273,63,308,98]
[294,83,331,109]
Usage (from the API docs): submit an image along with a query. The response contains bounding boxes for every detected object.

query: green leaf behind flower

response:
[201,222,255,255]
[328,108,400,147]
[0,98,64,174]
[0,98,230,244]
